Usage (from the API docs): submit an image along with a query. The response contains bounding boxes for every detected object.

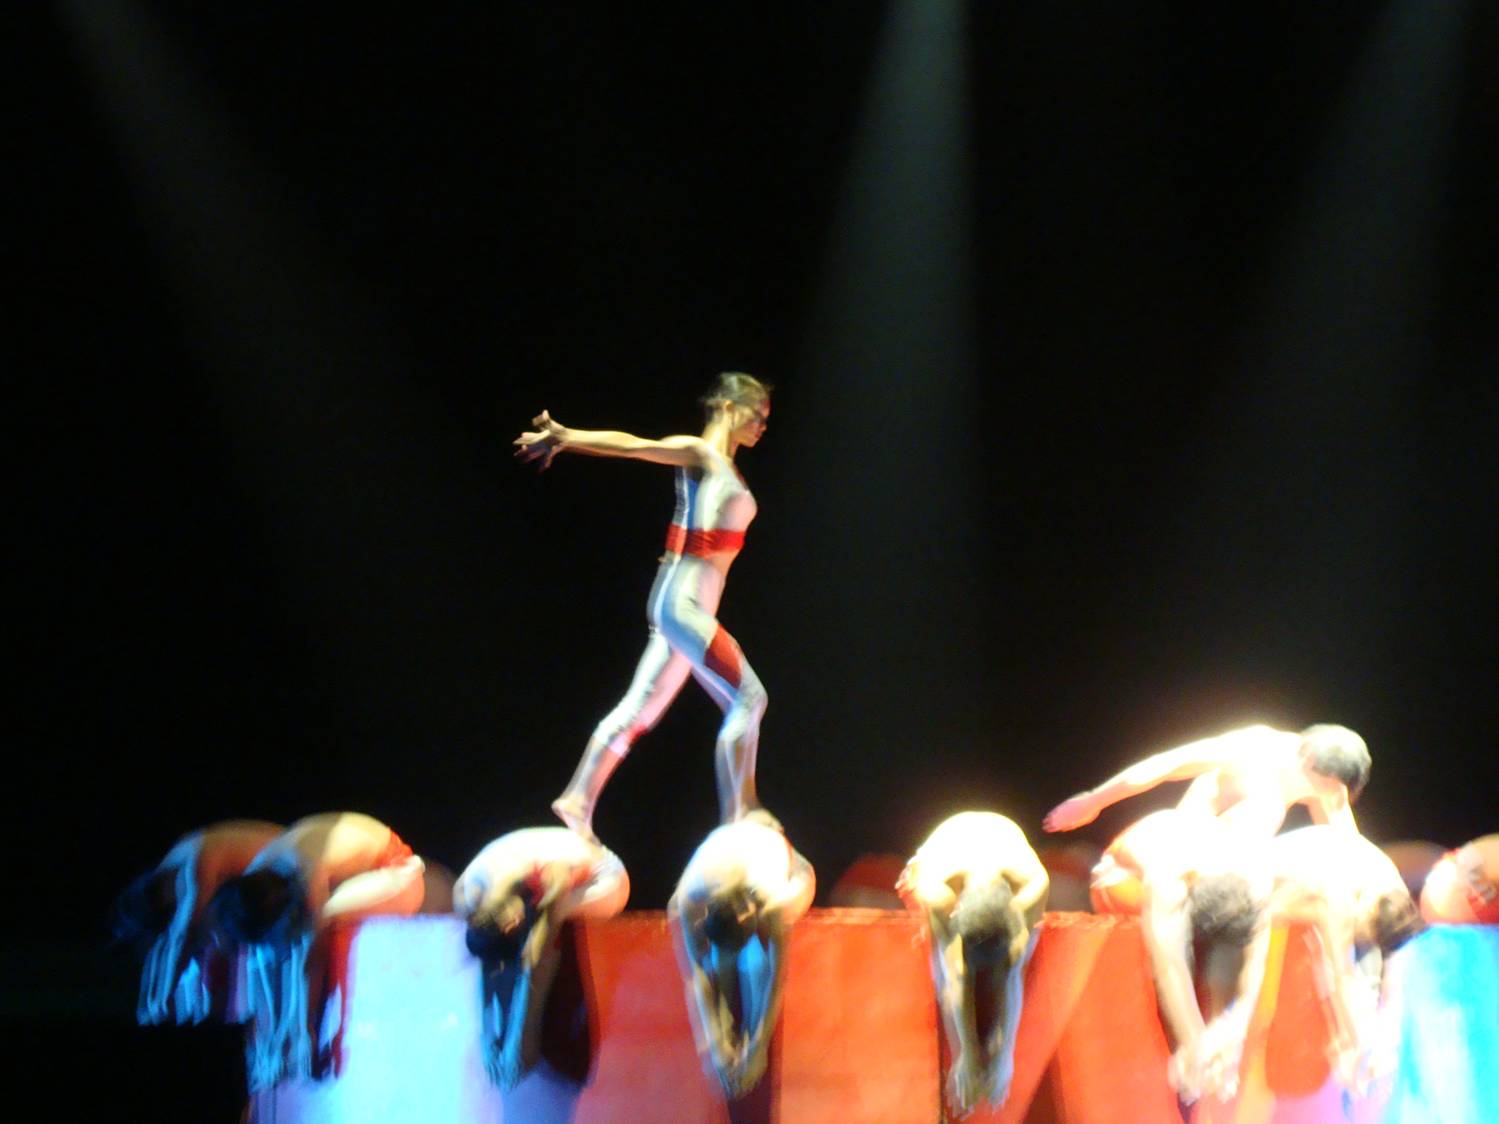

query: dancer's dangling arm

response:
[515,410,710,471]
[671,895,739,1076]
[1141,877,1207,1100]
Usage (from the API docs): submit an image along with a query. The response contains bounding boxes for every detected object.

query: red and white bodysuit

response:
[591,449,765,770]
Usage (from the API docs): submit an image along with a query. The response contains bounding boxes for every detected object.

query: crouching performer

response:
[898,812,1049,1117]
[1267,826,1425,1091]
[209,812,427,1088]
[113,820,284,1025]
[454,827,629,1088]
[670,817,815,1100]
[1093,810,1272,1104]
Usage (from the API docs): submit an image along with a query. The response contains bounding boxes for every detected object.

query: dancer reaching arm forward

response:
[515,373,774,842]
[1044,723,1370,841]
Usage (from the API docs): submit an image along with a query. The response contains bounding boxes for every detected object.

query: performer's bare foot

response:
[739,807,783,834]
[551,797,599,846]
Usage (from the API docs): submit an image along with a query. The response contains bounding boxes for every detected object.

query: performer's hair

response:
[211,870,302,947]
[700,372,771,420]
[702,887,758,953]
[1371,891,1426,955]
[1188,873,1263,949]
[110,868,176,945]
[464,888,534,963]
[952,880,1022,969]
[1299,724,1372,799]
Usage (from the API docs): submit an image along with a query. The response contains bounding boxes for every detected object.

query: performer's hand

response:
[488,1041,527,1090]
[948,1052,987,1116]
[725,1041,769,1099]
[1043,793,1099,832]
[1167,1041,1204,1104]
[514,409,566,471]
[1200,1041,1241,1101]
[989,1053,1015,1108]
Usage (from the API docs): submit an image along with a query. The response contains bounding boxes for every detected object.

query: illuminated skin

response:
[1266,826,1419,1090]
[1093,810,1272,1104]
[669,820,815,1100]
[453,828,629,1088]
[897,813,1049,1115]
[124,819,284,1025]
[1044,724,1363,840]
[514,391,772,843]
[242,811,427,923]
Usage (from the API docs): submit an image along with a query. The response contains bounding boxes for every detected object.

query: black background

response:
[13,3,1497,1116]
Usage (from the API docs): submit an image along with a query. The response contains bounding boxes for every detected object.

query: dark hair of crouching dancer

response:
[453,827,629,1088]
[898,812,1049,1116]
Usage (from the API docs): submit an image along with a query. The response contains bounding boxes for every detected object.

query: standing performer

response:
[1044,723,1370,840]
[454,827,630,1088]
[670,818,815,1100]
[514,373,773,842]
[898,812,1049,1116]
[113,819,284,1025]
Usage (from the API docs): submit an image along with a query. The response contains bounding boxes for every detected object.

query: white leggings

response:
[592,555,766,761]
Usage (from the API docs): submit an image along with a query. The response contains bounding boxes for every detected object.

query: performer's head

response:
[952,879,1023,969]
[702,885,763,953]
[111,868,177,947]
[701,372,771,447]
[1367,890,1426,956]
[1187,872,1264,949]
[211,870,305,950]
[1298,724,1371,800]
[464,882,535,963]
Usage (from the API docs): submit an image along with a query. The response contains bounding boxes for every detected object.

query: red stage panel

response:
[959,912,1179,1124]
[546,909,940,1124]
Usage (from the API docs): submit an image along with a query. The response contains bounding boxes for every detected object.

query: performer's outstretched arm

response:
[515,410,711,470]
[1044,727,1273,831]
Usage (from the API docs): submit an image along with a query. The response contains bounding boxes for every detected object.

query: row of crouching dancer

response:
[113,730,1496,1116]
[116,376,1495,1116]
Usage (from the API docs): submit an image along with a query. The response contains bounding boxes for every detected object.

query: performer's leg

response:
[672,616,770,825]
[553,630,692,840]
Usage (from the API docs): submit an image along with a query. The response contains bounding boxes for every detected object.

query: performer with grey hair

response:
[1045,723,1370,840]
